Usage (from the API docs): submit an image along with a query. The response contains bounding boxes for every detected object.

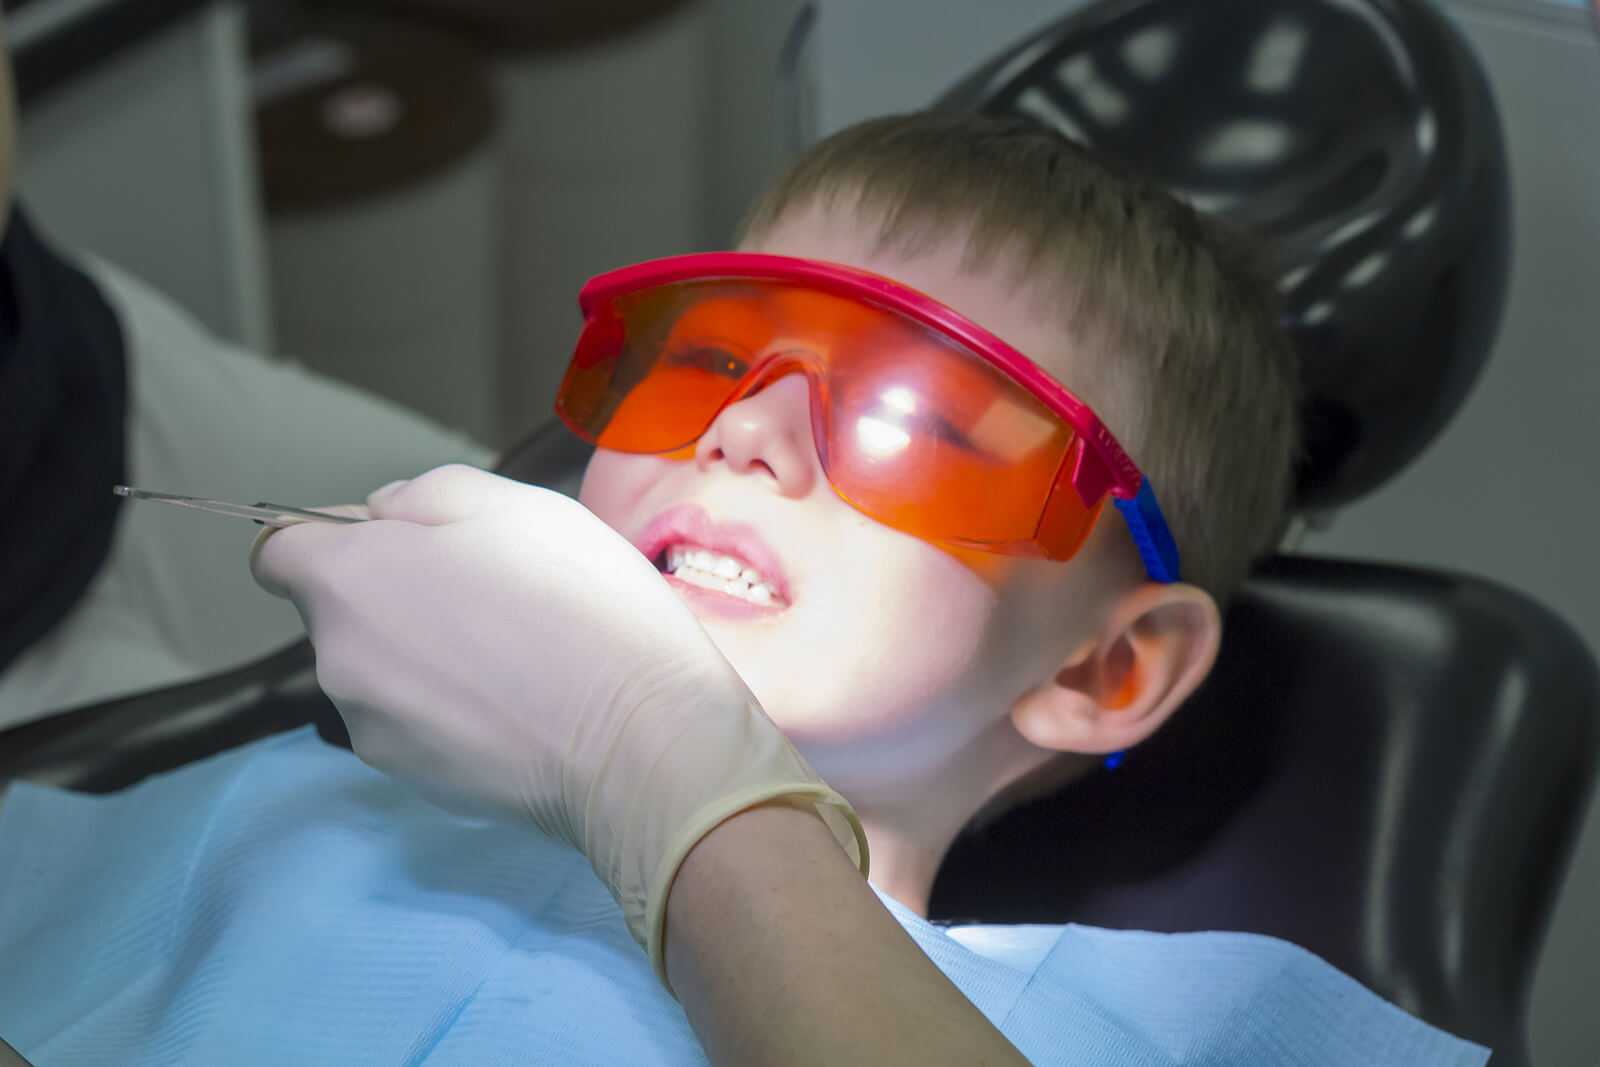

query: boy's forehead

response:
[740,202,1086,390]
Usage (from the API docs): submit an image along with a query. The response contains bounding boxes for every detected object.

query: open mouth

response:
[656,544,790,608]
[636,504,794,619]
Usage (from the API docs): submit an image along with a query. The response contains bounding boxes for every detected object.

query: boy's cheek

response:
[577,449,673,518]
[931,541,1032,587]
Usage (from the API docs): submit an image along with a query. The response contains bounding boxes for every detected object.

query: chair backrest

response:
[0,640,344,793]
[936,0,1510,512]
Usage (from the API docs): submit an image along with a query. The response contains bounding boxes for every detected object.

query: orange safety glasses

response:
[554,253,1180,580]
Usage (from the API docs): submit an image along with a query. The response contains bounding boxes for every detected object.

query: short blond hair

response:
[739,113,1301,603]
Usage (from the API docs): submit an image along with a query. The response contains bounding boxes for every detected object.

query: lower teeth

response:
[672,567,781,606]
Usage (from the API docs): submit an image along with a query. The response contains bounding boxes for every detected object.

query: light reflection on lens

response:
[855,416,913,457]
[880,386,918,414]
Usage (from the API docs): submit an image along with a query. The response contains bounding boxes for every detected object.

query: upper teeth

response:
[665,545,787,607]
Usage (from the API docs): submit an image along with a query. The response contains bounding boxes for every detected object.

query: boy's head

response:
[738,113,1301,602]
[572,113,1299,858]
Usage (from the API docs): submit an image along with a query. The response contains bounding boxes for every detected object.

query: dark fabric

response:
[0,206,128,672]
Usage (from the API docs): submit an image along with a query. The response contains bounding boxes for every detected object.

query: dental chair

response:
[0,2,1593,1065]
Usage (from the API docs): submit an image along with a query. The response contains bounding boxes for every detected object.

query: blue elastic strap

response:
[1104,479,1181,769]
[1112,479,1181,584]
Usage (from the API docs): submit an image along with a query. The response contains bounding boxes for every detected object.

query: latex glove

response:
[251,465,867,987]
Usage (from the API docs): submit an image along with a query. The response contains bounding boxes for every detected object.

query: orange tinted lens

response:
[668,294,775,354]
[769,287,887,342]
[559,286,772,452]
[1031,438,1106,560]
[555,306,628,433]
[559,277,1093,557]
[832,433,1076,553]
[594,366,737,450]
[821,320,1079,551]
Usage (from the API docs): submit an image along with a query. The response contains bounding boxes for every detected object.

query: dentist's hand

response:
[250,464,866,987]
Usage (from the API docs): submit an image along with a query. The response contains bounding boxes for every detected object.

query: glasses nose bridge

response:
[707,348,833,464]
[722,347,828,414]
[747,346,825,388]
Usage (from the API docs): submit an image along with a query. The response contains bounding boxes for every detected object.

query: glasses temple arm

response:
[1113,480,1182,583]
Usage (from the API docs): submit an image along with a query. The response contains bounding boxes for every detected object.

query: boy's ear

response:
[1010,582,1221,755]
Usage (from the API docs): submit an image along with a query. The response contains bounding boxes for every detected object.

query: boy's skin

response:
[254,195,1224,1064]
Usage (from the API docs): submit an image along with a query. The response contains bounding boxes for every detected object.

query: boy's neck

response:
[849,731,1090,918]
[854,820,947,916]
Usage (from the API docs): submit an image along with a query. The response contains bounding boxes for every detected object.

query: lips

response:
[635,503,793,606]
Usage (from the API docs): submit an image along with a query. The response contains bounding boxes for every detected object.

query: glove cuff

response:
[642,783,869,993]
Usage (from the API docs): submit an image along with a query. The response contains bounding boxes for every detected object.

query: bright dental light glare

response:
[855,416,912,456]
[880,386,918,414]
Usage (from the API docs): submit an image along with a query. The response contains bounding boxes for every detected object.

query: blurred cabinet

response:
[14,0,270,351]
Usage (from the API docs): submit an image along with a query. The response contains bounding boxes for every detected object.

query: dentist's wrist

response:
[661,798,861,990]
[643,785,866,992]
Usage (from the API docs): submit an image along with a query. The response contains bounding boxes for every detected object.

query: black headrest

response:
[936,0,1511,511]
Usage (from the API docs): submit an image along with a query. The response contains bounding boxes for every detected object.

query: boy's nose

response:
[694,372,820,497]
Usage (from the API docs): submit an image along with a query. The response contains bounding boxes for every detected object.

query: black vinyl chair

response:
[1,3,1594,1066]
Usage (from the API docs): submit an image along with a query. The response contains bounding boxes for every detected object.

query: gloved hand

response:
[251,464,867,987]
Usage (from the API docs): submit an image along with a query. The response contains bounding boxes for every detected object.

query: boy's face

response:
[577,203,1138,798]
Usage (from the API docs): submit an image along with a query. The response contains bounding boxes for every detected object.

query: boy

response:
[0,115,1486,1065]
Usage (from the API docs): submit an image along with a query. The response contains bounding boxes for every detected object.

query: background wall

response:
[15,2,270,351]
[811,1,1600,1062]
